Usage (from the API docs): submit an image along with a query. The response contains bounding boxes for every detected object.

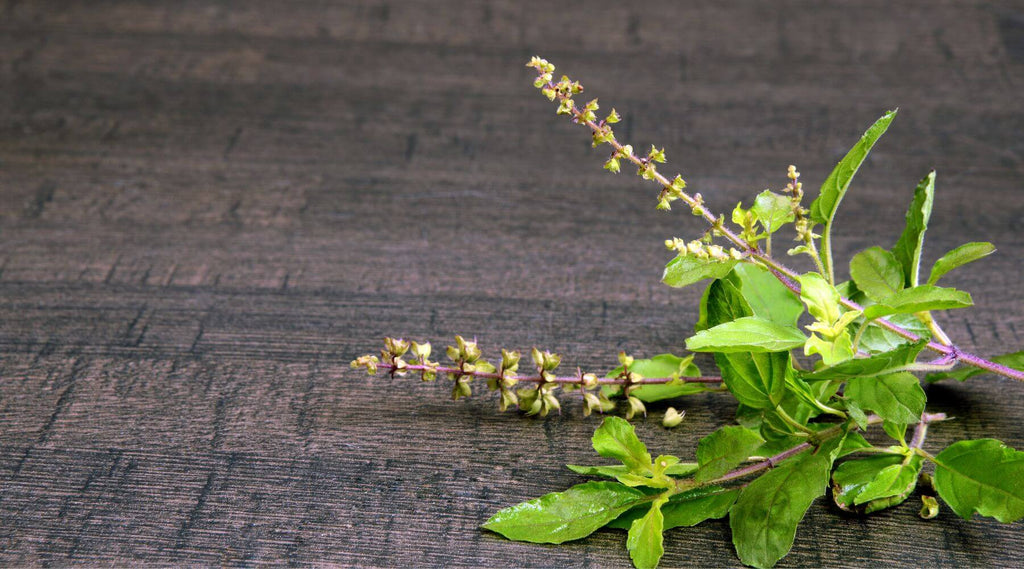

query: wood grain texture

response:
[1,0,1023,566]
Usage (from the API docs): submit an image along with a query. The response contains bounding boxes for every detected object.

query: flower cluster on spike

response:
[664,237,744,261]
[352,336,625,418]
[527,56,692,215]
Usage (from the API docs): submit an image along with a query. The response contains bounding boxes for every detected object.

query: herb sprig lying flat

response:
[351,57,1024,568]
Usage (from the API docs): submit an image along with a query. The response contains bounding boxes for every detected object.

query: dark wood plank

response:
[2,0,1024,566]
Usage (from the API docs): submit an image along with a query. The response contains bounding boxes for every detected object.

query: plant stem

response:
[375,362,724,385]
[541,74,1024,383]
[696,411,948,488]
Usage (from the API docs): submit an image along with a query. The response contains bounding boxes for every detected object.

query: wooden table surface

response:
[2,1,1023,566]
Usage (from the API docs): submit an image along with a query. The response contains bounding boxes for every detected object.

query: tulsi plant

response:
[351,57,1024,568]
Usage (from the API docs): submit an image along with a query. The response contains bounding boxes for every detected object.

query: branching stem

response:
[541,73,1024,383]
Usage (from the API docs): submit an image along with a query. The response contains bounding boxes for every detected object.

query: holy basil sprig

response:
[349,57,1024,568]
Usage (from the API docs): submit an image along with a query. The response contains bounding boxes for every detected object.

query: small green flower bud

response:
[541,87,556,101]
[453,378,472,400]
[446,344,460,363]
[384,337,410,357]
[671,175,686,191]
[463,341,481,363]
[603,156,621,173]
[531,347,544,368]
[647,145,666,163]
[617,351,634,368]
[499,388,518,412]
[582,391,601,417]
[625,396,646,420]
[350,355,379,375]
[687,240,703,255]
[920,495,939,519]
[919,472,934,491]
[501,349,521,372]
[411,341,431,361]
[542,393,561,416]
[664,239,675,250]
[619,144,633,158]
[605,108,621,124]
[581,373,598,389]
[662,407,685,428]
[730,248,745,259]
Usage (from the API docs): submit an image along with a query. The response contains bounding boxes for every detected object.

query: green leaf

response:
[891,171,935,287]
[728,264,805,329]
[699,276,790,410]
[482,481,647,543]
[752,190,796,234]
[862,285,973,320]
[855,454,924,505]
[567,463,698,479]
[928,242,996,285]
[730,449,831,568]
[695,426,766,482]
[845,372,925,424]
[849,246,904,302]
[927,350,1024,382]
[592,417,653,474]
[696,276,751,332]
[663,255,739,289]
[798,272,842,326]
[933,439,1024,522]
[883,421,908,446]
[609,487,739,530]
[838,431,873,457]
[686,316,806,353]
[857,313,931,354]
[802,340,928,381]
[832,453,922,513]
[602,354,707,402]
[810,110,897,227]
[718,352,791,410]
[627,498,665,569]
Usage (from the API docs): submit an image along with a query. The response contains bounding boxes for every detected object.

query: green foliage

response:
[482,481,648,543]
[933,439,1024,522]
[928,242,995,284]
[849,246,904,302]
[663,254,738,288]
[809,110,897,281]
[845,372,926,424]
[592,417,653,474]
[602,354,708,402]
[803,340,927,381]
[627,499,665,569]
[608,487,739,530]
[358,59,1024,569]
[730,449,832,569]
[891,172,935,288]
[686,316,806,353]
[832,453,923,513]
[695,426,765,482]
[752,190,795,235]
[861,285,973,320]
